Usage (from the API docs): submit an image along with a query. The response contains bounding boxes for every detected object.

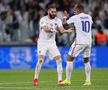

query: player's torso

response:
[39,16,59,43]
[74,13,92,45]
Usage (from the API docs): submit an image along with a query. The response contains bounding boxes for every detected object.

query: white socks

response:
[56,60,63,81]
[34,60,43,79]
[66,61,73,80]
[65,61,91,81]
[84,62,91,81]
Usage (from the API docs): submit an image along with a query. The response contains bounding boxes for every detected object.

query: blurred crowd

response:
[0,0,108,46]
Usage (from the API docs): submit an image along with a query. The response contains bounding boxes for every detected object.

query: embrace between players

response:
[33,3,93,86]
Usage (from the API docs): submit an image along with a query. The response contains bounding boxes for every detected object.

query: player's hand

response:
[63,10,68,24]
[66,29,73,33]
[63,10,68,17]
[50,29,58,33]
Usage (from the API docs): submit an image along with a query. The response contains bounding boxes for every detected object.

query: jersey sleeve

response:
[67,16,75,24]
[39,18,47,27]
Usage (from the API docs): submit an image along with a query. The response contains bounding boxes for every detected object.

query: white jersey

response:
[38,15,62,43]
[67,13,93,45]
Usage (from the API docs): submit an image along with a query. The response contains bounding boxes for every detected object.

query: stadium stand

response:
[0,0,108,46]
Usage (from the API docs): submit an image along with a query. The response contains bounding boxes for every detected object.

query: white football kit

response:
[38,16,62,58]
[67,13,93,57]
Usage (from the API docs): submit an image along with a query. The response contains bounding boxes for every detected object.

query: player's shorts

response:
[68,42,91,58]
[37,41,60,59]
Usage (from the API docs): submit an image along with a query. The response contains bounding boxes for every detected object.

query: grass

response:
[0,68,108,90]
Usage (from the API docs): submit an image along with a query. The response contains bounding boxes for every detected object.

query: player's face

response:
[48,8,56,19]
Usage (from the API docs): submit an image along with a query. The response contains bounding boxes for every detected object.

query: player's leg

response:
[66,56,74,81]
[34,55,44,79]
[83,46,91,85]
[34,55,44,86]
[33,42,46,86]
[54,55,63,85]
[48,44,62,85]
[62,43,83,85]
[62,55,74,85]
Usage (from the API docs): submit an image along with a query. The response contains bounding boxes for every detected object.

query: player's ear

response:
[48,9,50,14]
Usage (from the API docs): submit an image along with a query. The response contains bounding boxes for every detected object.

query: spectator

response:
[0,0,108,45]
[95,25,107,46]
[103,11,108,29]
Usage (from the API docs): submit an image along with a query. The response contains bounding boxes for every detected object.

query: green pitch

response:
[0,68,108,90]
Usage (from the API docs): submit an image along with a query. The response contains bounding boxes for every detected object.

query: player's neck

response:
[48,15,55,20]
[77,12,83,15]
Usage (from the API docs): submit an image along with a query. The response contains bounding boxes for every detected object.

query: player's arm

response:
[42,26,57,33]
[59,26,73,33]
[57,18,73,33]
[62,10,68,24]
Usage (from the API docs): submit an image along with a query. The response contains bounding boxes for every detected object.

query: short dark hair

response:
[48,4,56,10]
[76,3,84,11]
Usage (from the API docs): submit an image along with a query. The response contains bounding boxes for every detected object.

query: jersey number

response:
[81,21,90,32]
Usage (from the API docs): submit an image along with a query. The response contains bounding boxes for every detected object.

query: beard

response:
[49,14,56,19]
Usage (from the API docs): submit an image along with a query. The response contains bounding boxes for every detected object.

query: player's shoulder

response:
[40,16,48,21]
[67,15,76,22]
[55,17,61,21]
[70,14,79,19]
[83,13,92,18]
[86,14,92,18]
[54,17,62,23]
[86,14,92,21]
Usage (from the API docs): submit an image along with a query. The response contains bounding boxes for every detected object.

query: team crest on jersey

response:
[39,50,41,53]
[55,23,57,26]
[50,23,53,27]
[41,22,44,25]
